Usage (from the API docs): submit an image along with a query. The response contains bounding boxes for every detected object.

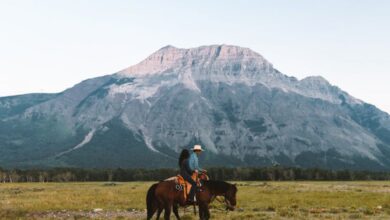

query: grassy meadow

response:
[1,181,390,219]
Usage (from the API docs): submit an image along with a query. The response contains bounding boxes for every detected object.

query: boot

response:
[187,195,196,205]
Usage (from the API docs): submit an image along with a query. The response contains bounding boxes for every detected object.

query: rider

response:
[188,145,206,200]
[189,144,205,176]
[179,144,205,203]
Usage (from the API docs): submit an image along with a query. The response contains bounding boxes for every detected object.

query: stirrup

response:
[187,196,196,204]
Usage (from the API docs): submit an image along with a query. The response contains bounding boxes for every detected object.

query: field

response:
[1,181,390,219]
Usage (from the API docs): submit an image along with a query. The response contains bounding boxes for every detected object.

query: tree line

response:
[1,166,390,182]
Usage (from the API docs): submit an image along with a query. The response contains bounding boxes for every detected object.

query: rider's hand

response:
[195,170,199,173]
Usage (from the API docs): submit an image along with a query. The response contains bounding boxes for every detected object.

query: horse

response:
[197,180,237,220]
[146,172,209,220]
[146,176,237,220]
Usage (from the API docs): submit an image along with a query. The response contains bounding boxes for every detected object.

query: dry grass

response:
[1,181,390,219]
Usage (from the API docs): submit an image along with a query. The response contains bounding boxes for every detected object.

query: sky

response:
[0,0,389,113]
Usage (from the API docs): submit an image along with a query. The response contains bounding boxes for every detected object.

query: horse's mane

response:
[203,180,236,194]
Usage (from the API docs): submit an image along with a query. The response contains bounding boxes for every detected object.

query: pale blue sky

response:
[1,0,389,112]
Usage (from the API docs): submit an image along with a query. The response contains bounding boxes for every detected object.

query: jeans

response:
[181,171,197,201]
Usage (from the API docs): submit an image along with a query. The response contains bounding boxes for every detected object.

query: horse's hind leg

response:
[147,204,157,220]
[156,207,163,220]
[173,203,180,220]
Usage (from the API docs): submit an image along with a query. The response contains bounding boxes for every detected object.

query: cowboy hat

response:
[192,144,204,151]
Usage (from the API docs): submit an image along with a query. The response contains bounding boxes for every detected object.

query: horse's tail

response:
[146,183,158,220]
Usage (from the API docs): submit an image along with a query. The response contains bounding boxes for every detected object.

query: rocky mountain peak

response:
[118,45,273,77]
[114,45,348,104]
[187,44,265,60]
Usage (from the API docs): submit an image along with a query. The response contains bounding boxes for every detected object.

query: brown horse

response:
[146,177,237,220]
[197,180,237,220]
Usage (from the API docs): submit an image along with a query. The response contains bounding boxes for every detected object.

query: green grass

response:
[1,181,390,219]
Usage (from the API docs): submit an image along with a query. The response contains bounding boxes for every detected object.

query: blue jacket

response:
[188,152,201,172]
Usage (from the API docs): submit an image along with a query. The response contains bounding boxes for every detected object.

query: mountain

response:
[1,45,390,170]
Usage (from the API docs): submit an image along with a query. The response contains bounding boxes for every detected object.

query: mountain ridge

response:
[1,45,389,170]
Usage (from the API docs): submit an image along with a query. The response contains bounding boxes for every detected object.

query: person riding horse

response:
[147,144,237,220]
[179,144,206,203]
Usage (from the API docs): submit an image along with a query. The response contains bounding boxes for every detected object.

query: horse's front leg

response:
[204,204,210,220]
[198,203,209,220]
[172,203,180,220]
[164,202,172,220]
[198,204,204,220]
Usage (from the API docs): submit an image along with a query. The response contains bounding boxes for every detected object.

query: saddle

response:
[175,173,199,201]
[165,172,208,202]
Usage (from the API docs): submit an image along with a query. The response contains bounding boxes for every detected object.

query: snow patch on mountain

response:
[141,130,159,153]
[56,129,96,157]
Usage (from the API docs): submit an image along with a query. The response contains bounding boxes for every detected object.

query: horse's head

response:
[224,183,237,211]
[199,172,209,181]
